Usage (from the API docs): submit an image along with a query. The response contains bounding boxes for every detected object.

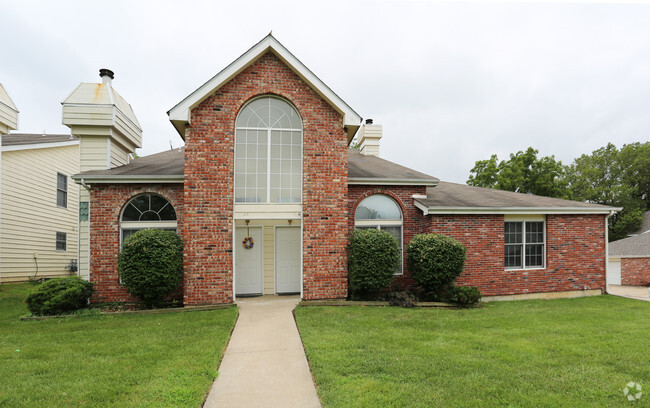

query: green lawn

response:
[295,296,650,408]
[0,283,238,408]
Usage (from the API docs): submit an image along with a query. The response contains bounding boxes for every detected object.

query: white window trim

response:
[57,172,68,209]
[504,219,546,271]
[56,232,67,252]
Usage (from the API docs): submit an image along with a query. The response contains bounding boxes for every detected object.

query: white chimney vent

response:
[359,119,382,156]
[99,68,114,85]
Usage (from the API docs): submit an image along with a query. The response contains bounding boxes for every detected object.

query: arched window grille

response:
[120,194,177,244]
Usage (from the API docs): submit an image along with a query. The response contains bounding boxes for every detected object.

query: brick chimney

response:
[359,119,382,156]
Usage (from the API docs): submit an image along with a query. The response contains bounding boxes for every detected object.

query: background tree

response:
[468,142,650,241]
[565,143,647,240]
[467,147,568,198]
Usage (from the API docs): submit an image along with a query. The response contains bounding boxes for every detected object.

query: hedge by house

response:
[348,228,401,300]
[118,229,183,306]
[406,233,467,292]
[25,277,94,316]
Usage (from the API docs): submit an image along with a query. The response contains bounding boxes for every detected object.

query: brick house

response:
[73,35,617,305]
[608,212,650,286]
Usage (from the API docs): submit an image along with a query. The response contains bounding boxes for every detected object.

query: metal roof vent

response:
[99,68,114,84]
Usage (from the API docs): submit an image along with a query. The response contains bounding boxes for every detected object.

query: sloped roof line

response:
[0,83,18,112]
[167,34,362,140]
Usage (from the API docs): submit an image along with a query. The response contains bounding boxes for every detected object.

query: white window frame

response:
[354,195,404,275]
[234,96,303,204]
[56,231,67,251]
[56,172,68,208]
[504,219,546,270]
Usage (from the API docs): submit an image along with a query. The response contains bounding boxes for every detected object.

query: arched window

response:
[120,194,177,243]
[355,194,404,274]
[235,96,302,204]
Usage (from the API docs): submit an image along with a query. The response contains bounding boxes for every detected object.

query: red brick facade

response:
[421,214,607,296]
[86,51,610,304]
[621,258,650,286]
[183,52,348,304]
[89,184,183,303]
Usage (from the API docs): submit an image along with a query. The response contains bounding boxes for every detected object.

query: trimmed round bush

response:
[118,229,183,306]
[406,233,466,292]
[26,277,94,316]
[348,228,400,299]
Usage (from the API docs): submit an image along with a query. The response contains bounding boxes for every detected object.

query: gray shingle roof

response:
[415,181,616,213]
[2,133,78,146]
[609,232,650,257]
[348,148,438,185]
[72,148,618,214]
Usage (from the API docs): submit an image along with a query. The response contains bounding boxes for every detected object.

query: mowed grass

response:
[0,283,237,408]
[295,296,650,407]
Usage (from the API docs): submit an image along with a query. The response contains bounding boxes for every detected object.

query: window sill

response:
[504,267,546,272]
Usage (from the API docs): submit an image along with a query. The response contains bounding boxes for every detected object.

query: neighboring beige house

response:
[0,72,141,283]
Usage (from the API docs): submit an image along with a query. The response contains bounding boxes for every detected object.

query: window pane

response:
[505,244,522,268]
[525,244,544,267]
[526,222,544,243]
[504,222,522,244]
[158,203,177,221]
[122,203,141,221]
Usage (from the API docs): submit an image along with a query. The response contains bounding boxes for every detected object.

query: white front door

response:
[275,227,301,294]
[235,227,263,295]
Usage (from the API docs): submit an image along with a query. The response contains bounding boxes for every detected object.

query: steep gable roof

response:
[168,34,362,141]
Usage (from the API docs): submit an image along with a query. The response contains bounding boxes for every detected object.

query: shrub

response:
[348,228,400,300]
[118,229,183,306]
[447,286,482,306]
[25,277,94,316]
[406,233,466,292]
[388,291,416,308]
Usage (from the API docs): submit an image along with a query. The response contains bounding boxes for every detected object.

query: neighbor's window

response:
[235,96,302,204]
[120,194,177,244]
[355,194,403,274]
[504,221,545,269]
[57,173,68,208]
[56,232,67,251]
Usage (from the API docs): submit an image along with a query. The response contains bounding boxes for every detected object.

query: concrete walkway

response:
[607,285,650,302]
[203,295,321,408]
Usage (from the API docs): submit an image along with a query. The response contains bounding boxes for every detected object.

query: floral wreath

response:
[242,236,254,249]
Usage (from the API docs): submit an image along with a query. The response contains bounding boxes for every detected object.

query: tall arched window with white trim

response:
[120,194,177,244]
[354,194,404,274]
[235,96,302,203]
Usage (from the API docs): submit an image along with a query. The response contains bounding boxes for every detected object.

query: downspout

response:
[604,210,615,294]
[80,179,91,279]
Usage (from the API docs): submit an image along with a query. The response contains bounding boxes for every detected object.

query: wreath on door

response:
[242,236,254,249]
[242,221,254,249]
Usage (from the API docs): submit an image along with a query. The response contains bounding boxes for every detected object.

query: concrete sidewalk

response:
[607,285,650,302]
[203,295,321,408]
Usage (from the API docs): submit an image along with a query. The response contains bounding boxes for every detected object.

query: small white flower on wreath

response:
[623,381,642,401]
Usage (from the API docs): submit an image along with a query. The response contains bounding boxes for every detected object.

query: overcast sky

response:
[2,1,649,183]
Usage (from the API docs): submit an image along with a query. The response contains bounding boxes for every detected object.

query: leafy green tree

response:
[468,147,568,198]
[565,143,646,240]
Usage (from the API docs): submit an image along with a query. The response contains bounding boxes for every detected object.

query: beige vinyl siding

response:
[62,105,114,128]
[0,144,80,282]
[80,136,109,171]
[110,142,130,168]
[235,219,301,295]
